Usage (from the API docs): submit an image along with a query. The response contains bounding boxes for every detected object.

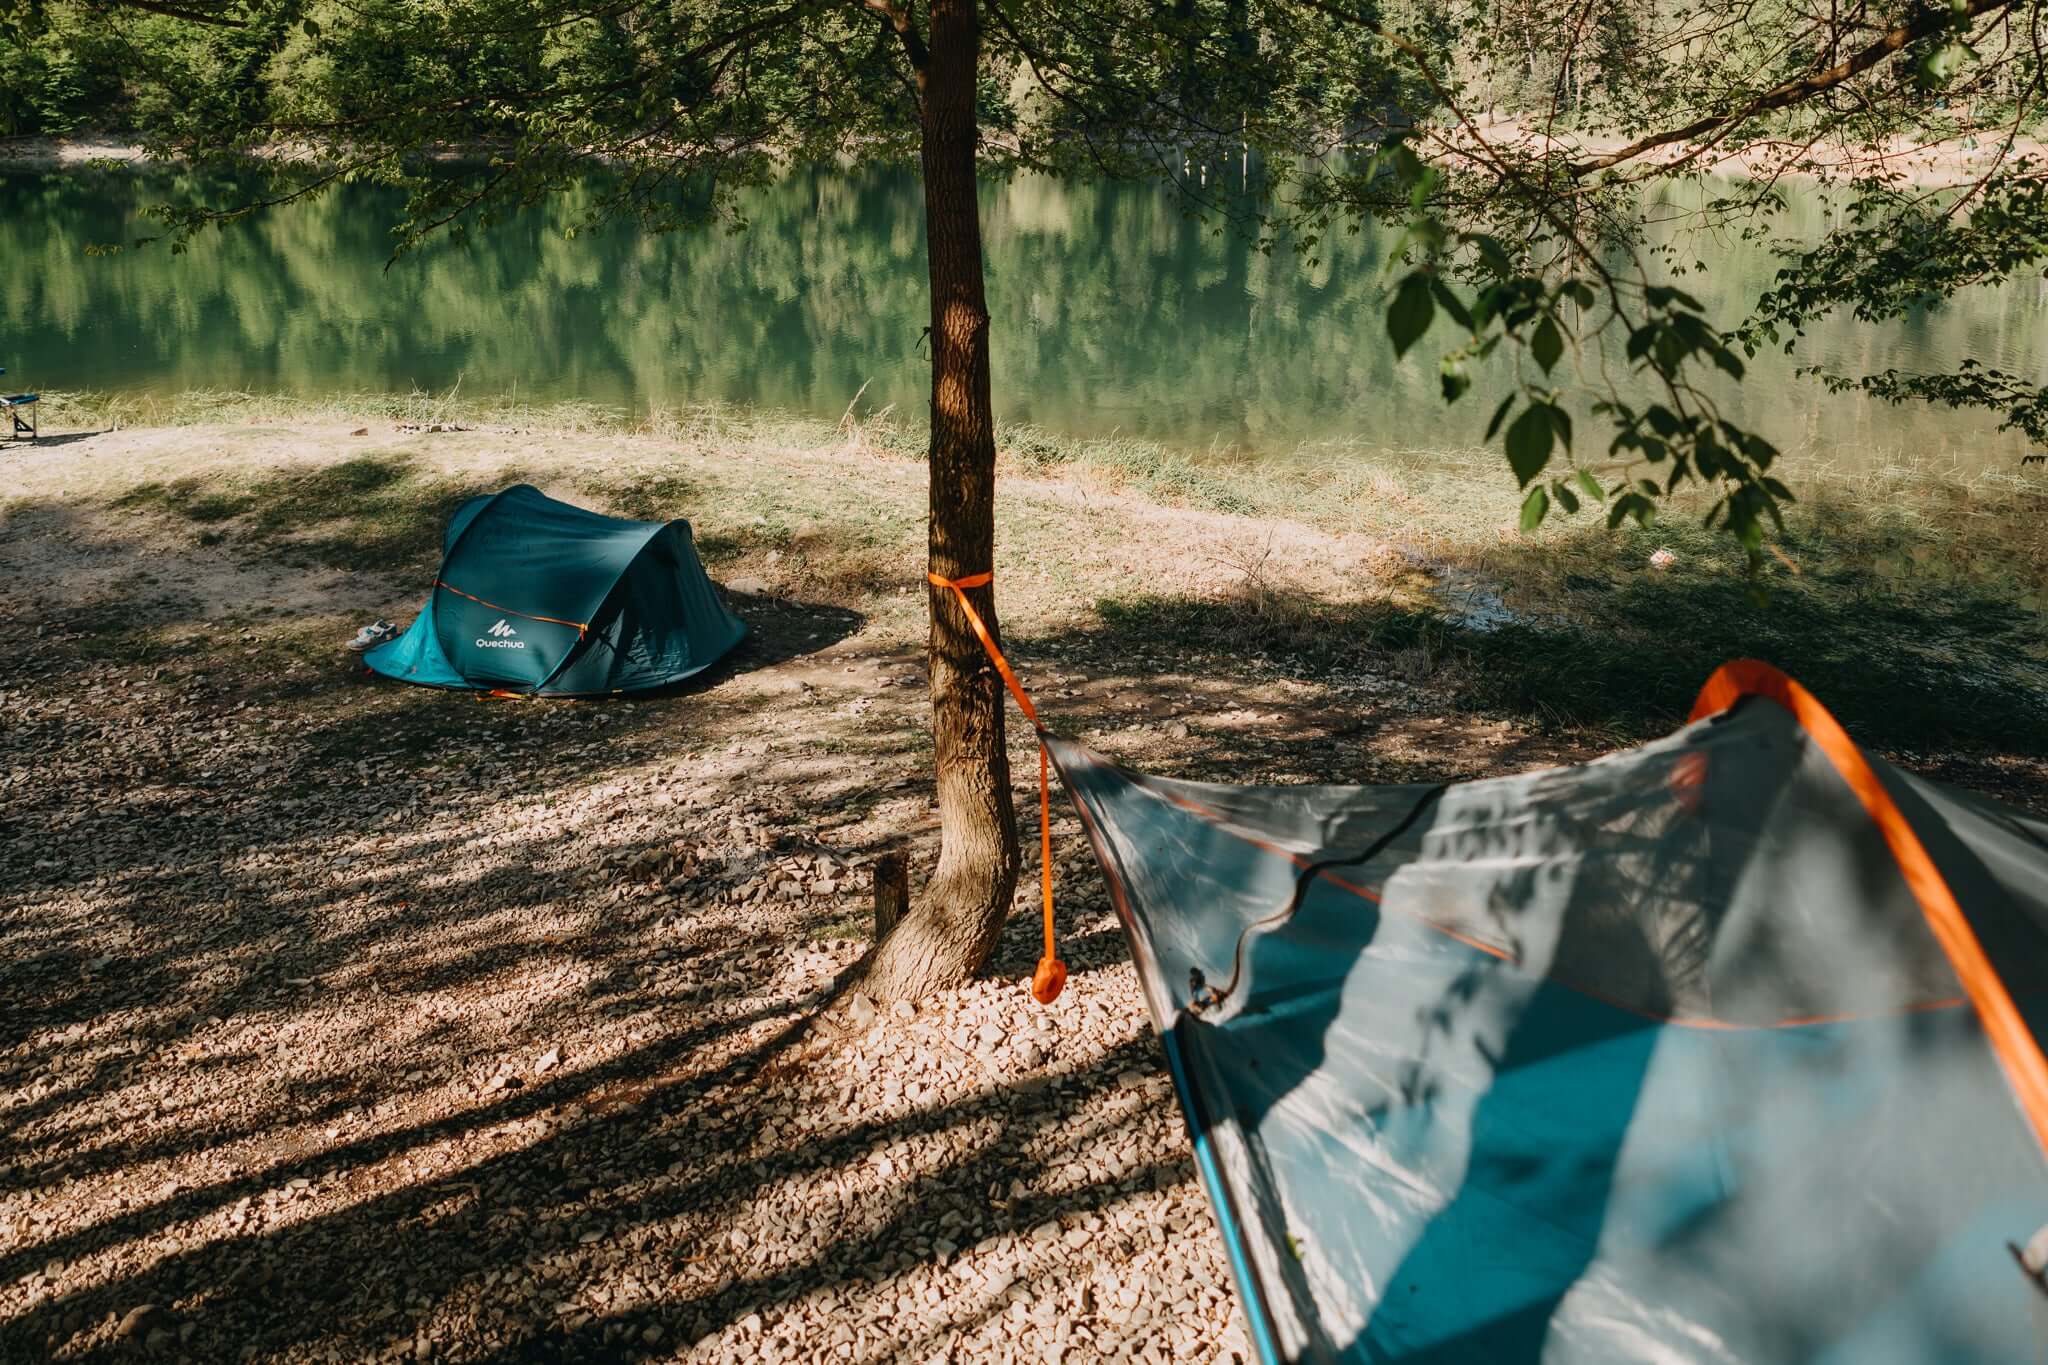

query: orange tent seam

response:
[1693,658,2048,1155]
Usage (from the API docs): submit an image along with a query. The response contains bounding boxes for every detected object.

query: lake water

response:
[2,164,2043,470]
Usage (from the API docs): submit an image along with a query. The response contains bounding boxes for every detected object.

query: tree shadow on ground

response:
[1446,487,2048,753]
[1010,595,1600,793]
[0,501,888,1184]
[1,429,106,449]
[4,478,1249,1363]
[1049,571,2048,808]
[4,978,1182,1363]
[16,450,2038,1363]
[107,451,517,576]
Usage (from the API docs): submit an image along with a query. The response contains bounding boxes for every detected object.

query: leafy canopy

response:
[3,0,2043,567]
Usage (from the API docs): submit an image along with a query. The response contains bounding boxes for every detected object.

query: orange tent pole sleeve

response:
[435,580,590,636]
[1692,658,2048,1155]
[929,571,1065,1004]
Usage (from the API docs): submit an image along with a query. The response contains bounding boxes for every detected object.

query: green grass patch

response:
[39,387,871,448]
[1001,422,1261,514]
[108,452,517,575]
[1095,574,2048,755]
[43,388,644,435]
[576,469,703,522]
[1073,431,2048,756]
[239,453,482,571]
[802,908,872,943]
[113,477,256,524]
[1462,584,2046,752]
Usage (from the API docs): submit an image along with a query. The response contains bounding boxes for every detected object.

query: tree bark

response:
[858,0,1022,1000]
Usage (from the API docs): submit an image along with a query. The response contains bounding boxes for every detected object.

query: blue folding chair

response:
[1,368,37,441]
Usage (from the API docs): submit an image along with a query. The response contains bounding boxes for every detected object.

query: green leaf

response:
[1553,482,1580,515]
[1505,405,1554,487]
[1485,394,1516,440]
[1463,233,1513,278]
[1430,277,1474,329]
[1645,285,1705,312]
[1387,272,1436,359]
[1576,468,1605,502]
[1917,40,1975,89]
[1530,315,1563,373]
[1734,509,1765,552]
[1607,492,1657,528]
[1440,355,1471,403]
[1408,212,1448,254]
[1545,403,1573,451]
[1520,485,1550,532]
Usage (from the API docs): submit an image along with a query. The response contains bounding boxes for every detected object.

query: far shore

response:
[1455,114,2047,189]
[6,124,2039,188]
[1,136,156,167]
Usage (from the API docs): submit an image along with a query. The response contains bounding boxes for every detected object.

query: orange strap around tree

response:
[929,570,1066,1005]
[1692,659,2048,1156]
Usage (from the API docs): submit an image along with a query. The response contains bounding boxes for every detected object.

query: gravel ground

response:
[1,629,1257,1364]
[0,420,1639,1364]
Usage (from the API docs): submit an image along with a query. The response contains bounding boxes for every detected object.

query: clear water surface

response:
[2,165,2043,471]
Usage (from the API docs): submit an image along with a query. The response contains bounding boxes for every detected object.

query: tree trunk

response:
[858,0,1021,1001]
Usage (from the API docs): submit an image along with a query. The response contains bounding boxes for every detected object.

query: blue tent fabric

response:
[1045,689,2048,1363]
[365,485,745,696]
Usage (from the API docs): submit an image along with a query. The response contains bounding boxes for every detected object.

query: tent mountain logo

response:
[475,618,526,650]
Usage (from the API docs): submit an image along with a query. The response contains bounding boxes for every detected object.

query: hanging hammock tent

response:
[365,485,745,696]
[1041,661,2048,1364]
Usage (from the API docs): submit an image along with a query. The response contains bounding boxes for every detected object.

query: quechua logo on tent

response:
[476,619,526,649]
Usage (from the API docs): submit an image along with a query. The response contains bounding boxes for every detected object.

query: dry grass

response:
[19,387,2047,762]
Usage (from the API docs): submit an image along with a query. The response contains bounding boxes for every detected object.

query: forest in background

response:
[5,0,2040,143]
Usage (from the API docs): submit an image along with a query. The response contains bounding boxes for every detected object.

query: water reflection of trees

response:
[1,166,2041,465]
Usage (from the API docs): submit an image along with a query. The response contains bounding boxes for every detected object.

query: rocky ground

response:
[2,416,2022,1364]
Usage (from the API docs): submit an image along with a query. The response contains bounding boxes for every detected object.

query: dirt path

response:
[0,420,1629,1364]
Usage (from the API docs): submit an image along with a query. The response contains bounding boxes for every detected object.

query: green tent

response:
[365,484,745,696]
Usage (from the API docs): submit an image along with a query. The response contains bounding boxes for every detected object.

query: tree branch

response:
[1568,0,2023,177]
[860,0,929,72]
[104,0,247,25]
